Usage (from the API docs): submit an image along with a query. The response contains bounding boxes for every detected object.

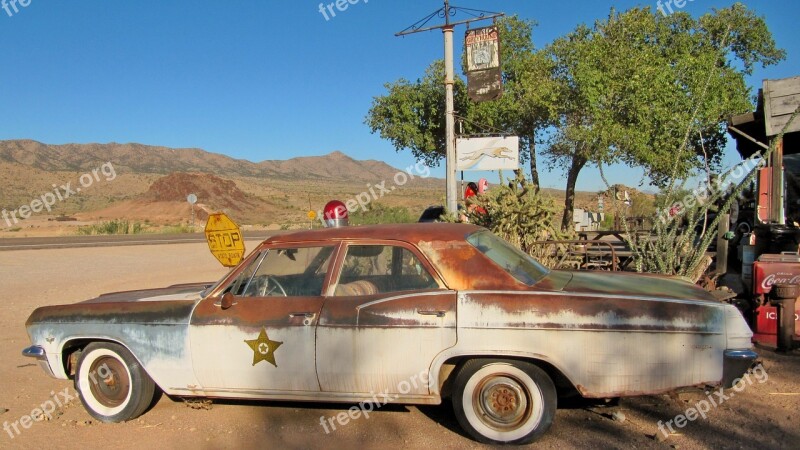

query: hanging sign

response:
[465,25,502,102]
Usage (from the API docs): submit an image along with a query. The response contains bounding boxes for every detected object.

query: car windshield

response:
[466,230,549,286]
[200,250,266,298]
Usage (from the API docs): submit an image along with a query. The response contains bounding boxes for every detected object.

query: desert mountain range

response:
[0,140,405,181]
[0,139,611,230]
[0,140,443,227]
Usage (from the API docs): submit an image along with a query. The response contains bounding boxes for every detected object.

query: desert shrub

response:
[349,203,414,225]
[156,224,196,234]
[451,171,576,268]
[77,220,144,235]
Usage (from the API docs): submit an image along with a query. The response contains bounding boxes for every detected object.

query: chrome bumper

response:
[22,345,46,359]
[22,345,56,378]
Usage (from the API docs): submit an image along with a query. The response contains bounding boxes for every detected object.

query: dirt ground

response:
[1,242,798,449]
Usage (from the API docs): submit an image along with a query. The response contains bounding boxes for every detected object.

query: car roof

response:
[264,222,484,246]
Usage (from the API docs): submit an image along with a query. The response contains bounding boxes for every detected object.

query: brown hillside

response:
[83,172,282,225]
[145,172,251,209]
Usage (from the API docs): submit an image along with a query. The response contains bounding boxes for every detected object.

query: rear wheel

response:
[75,342,156,422]
[452,359,556,444]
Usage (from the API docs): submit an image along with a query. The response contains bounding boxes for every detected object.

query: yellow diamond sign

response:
[204,213,245,267]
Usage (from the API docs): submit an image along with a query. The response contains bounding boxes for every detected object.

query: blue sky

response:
[1,0,797,192]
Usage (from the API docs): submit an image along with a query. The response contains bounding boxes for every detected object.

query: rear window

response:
[466,230,549,286]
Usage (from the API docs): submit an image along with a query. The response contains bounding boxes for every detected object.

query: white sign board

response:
[456,136,519,171]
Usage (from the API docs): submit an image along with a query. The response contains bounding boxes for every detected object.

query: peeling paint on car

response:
[23,223,754,410]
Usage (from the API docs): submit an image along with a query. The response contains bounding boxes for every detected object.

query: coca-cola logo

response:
[761,273,800,290]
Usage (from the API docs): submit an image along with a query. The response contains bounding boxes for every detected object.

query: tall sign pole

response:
[397,1,503,217]
[443,2,457,214]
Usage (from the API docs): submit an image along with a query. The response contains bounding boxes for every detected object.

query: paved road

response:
[0,231,281,251]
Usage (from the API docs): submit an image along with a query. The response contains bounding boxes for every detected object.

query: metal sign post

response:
[396,1,504,216]
[187,193,198,229]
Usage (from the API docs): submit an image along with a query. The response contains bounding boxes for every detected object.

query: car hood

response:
[25,283,211,326]
[82,282,211,304]
[551,270,717,303]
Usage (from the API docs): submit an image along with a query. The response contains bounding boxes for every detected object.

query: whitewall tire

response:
[452,359,556,444]
[75,342,156,422]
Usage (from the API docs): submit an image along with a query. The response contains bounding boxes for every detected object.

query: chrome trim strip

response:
[459,289,721,307]
[355,290,454,311]
[168,387,439,404]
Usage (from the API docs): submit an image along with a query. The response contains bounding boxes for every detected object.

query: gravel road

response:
[1,242,797,449]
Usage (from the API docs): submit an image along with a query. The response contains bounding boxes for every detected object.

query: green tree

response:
[364,60,469,168]
[366,4,783,240]
[545,4,784,230]
[349,203,414,225]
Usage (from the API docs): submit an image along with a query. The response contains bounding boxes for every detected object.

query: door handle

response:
[213,299,238,308]
[290,312,316,326]
[417,310,446,318]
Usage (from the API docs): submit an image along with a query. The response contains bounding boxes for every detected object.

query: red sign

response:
[752,259,800,344]
[753,261,800,295]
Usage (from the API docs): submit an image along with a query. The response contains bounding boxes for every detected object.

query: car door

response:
[316,241,457,398]
[189,244,337,396]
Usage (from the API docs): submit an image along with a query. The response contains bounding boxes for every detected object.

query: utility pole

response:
[397,1,503,216]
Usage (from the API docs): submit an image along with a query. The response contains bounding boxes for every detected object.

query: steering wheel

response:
[257,276,288,297]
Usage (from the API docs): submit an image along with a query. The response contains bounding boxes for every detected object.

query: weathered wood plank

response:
[770,95,800,116]
[765,76,800,98]
[764,77,800,136]
[766,114,800,136]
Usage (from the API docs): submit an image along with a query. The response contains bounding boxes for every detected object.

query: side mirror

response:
[220,292,236,310]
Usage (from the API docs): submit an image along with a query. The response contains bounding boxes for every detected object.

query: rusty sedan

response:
[22,223,757,444]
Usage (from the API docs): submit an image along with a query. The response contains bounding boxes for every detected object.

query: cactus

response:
[446,171,576,267]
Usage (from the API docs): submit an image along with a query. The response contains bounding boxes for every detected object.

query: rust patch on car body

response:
[459,291,723,333]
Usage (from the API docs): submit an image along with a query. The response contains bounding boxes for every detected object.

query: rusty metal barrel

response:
[769,283,798,352]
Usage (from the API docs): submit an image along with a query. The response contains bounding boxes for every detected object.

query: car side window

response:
[335,245,438,296]
[228,246,334,297]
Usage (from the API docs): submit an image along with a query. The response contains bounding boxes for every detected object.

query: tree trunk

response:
[528,140,540,190]
[561,155,587,232]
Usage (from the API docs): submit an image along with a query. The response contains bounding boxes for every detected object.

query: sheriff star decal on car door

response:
[244,328,283,367]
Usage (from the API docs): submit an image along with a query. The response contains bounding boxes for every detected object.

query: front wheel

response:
[452,359,556,445]
[75,342,156,422]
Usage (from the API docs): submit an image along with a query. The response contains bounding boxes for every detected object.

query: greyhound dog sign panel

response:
[456,136,519,171]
